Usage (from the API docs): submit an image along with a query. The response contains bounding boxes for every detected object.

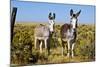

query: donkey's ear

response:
[48,12,52,19]
[76,10,81,17]
[53,13,56,19]
[70,9,73,16]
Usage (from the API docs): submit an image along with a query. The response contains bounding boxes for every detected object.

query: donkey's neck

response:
[69,24,77,33]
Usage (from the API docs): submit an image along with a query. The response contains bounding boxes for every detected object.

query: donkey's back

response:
[34,24,50,39]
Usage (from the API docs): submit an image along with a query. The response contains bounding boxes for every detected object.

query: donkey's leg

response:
[47,38,50,55]
[71,43,75,58]
[40,41,43,53]
[44,39,47,54]
[44,39,47,50]
[34,37,37,49]
[62,47,64,56]
[67,40,70,57]
[61,40,64,56]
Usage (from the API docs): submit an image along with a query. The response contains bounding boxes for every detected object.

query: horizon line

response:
[15,21,95,24]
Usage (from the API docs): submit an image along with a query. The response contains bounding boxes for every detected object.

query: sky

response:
[11,0,95,24]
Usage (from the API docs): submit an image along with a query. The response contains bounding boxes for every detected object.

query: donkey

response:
[60,9,81,58]
[34,12,56,54]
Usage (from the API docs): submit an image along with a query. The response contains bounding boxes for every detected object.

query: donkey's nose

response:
[50,31,54,34]
[52,31,54,33]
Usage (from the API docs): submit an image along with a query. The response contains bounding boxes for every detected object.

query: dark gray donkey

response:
[34,12,56,54]
[60,9,81,58]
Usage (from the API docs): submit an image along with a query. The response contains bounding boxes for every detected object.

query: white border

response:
[0,0,10,67]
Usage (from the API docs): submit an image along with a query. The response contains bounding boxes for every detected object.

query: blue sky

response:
[11,0,95,24]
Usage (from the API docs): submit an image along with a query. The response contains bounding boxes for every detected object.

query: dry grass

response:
[11,22,95,66]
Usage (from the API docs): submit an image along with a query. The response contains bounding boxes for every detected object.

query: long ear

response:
[70,9,73,16]
[76,10,81,17]
[53,13,56,19]
[48,12,52,19]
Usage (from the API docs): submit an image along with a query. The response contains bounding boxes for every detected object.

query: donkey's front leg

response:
[61,40,64,56]
[40,41,43,53]
[67,40,70,57]
[71,43,75,58]
[44,39,47,50]
[44,39,48,54]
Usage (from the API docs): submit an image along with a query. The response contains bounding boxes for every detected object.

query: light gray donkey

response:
[34,12,56,54]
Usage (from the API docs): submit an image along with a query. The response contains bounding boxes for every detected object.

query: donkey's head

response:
[70,9,81,29]
[48,12,56,34]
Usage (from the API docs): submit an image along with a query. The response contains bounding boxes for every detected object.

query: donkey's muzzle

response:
[52,31,54,34]
[50,31,54,35]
